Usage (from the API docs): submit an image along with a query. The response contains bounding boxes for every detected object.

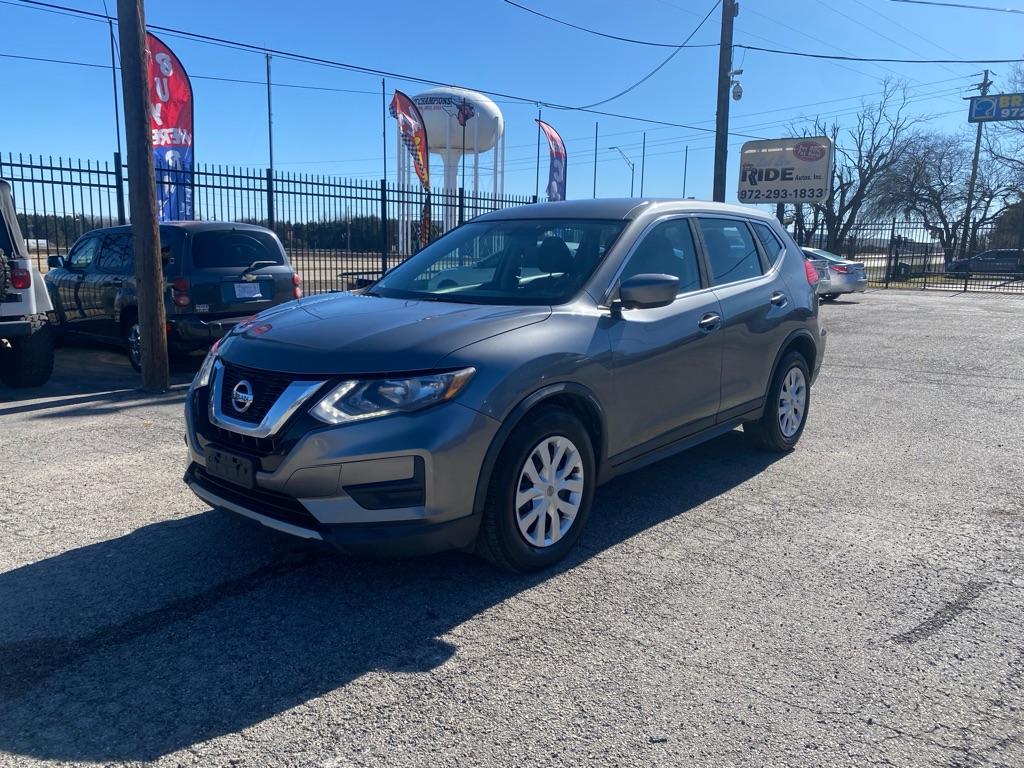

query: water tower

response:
[395,86,505,251]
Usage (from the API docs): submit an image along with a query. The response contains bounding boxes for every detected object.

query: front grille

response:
[189,464,322,531]
[208,424,279,457]
[220,362,293,424]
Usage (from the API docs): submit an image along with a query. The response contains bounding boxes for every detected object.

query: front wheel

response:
[476,407,596,572]
[744,351,811,452]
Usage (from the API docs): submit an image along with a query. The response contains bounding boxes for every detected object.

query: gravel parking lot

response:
[1,290,1022,768]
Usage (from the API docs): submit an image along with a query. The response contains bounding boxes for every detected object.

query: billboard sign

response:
[968,93,1024,123]
[737,137,832,203]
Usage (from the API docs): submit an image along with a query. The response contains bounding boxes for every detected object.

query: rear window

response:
[752,222,784,265]
[190,229,285,269]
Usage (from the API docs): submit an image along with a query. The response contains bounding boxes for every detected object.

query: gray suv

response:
[184,200,826,571]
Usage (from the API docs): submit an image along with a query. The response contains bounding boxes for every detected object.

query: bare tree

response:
[868,131,1016,262]
[792,80,918,253]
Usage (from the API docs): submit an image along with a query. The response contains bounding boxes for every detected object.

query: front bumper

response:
[184,387,501,555]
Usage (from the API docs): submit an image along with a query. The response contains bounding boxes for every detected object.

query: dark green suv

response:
[46,221,301,370]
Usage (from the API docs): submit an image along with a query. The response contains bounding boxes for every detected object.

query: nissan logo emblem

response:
[231,380,255,413]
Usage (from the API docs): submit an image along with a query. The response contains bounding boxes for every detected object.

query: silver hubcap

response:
[778,366,807,438]
[515,435,585,548]
[128,323,142,367]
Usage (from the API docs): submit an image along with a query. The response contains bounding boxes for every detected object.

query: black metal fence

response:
[1,151,535,294]
[5,150,1024,295]
[793,219,1024,294]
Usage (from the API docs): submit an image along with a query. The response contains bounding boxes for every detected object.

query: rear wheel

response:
[821,293,839,302]
[744,351,810,452]
[477,407,595,572]
[124,319,142,372]
[0,314,54,388]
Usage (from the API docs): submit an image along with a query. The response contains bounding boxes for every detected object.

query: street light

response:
[608,146,635,197]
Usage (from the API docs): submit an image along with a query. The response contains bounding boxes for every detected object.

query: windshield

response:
[809,249,847,264]
[372,219,627,305]
[190,229,286,269]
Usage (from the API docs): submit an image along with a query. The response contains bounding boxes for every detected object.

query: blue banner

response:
[154,145,194,221]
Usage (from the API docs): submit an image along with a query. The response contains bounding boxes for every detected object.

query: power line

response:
[736,44,1022,64]
[7,0,761,137]
[499,0,1022,64]
[890,0,1024,12]
[0,52,381,95]
[500,0,717,48]
[576,0,720,109]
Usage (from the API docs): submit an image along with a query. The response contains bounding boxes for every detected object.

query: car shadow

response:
[0,431,781,763]
[0,342,200,409]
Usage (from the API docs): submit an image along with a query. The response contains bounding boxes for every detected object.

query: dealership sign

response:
[737,137,833,203]
[968,93,1024,123]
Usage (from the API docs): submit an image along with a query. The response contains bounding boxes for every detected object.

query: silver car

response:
[802,248,867,300]
[184,200,826,571]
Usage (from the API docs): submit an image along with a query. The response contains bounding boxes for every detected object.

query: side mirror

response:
[47,254,64,270]
[616,273,679,310]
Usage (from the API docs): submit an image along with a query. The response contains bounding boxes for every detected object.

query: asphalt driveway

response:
[1,290,1022,767]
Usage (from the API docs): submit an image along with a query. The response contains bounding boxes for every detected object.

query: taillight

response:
[10,266,31,290]
[831,264,850,274]
[171,277,191,307]
[804,260,819,285]
[292,272,303,299]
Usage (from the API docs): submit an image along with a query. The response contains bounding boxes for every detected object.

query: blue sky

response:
[0,0,1020,203]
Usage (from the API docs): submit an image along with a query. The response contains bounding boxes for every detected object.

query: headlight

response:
[310,367,475,425]
[190,340,220,391]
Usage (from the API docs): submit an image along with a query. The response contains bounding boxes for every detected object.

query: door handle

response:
[698,312,721,332]
[103,278,124,288]
[770,291,788,307]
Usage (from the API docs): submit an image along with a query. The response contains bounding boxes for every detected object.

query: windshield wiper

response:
[240,259,276,277]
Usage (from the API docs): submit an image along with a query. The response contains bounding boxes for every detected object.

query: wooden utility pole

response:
[117,0,169,392]
[712,0,737,202]
[960,69,992,259]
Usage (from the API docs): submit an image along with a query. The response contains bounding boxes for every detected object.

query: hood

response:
[219,292,551,375]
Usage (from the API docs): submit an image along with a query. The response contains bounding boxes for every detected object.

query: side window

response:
[698,218,763,285]
[620,219,702,294]
[67,236,100,269]
[96,234,133,274]
[752,222,784,266]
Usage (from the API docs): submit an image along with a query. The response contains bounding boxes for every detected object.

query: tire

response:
[0,258,10,296]
[123,316,142,373]
[821,293,839,302]
[743,351,811,453]
[0,314,54,387]
[476,406,596,573]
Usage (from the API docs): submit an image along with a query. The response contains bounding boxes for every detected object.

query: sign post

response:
[737,137,833,204]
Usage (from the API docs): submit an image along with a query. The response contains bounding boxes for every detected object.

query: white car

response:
[0,179,55,387]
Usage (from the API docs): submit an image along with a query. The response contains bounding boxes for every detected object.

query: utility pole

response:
[961,69,992,259]
[713,0,738,202]
[266,53,274,173]
[609,146,635,197]
[107,19,122,158]
[640,132,646,197]
[534,106,542,201]
[116,0,168,391]
[683,144,689,198]
[592,122,599,198]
